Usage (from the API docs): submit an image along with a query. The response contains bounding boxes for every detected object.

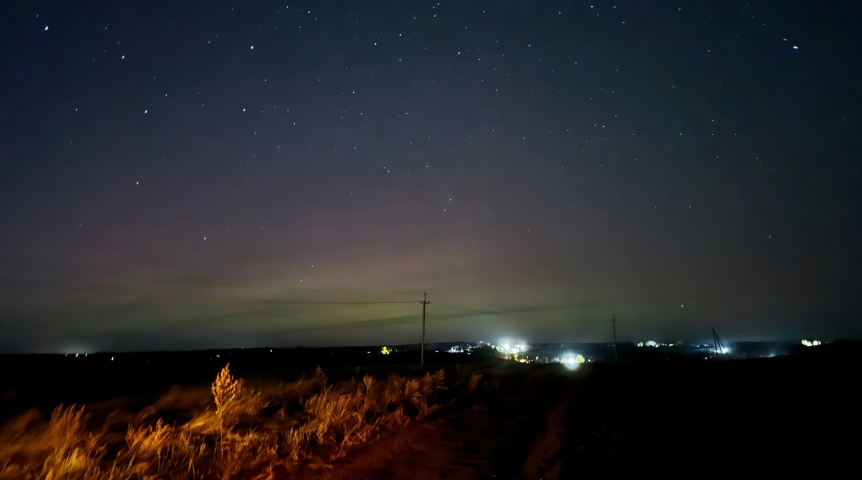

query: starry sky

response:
[1,1,861,353]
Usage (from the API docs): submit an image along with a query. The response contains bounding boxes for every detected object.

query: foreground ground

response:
[1,350,859,479]
[298,356,860,479]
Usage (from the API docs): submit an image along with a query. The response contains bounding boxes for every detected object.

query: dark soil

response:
[301,355,861,479]
[3,347,859,479]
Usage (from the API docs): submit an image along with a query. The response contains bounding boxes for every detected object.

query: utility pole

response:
[420,292,430,368]
[712,328,725,356]
[612,314,618,362]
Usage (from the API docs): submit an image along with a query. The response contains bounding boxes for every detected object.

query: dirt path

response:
[520,401,569,480]
[303,371,580,480]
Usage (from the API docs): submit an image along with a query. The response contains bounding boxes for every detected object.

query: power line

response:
[264,291,432,369]
[260,300,419,305]
[306,289,425,294]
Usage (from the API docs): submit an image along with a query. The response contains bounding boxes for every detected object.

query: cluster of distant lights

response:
[66,353,116,361]
[560,353,586,369]
[60,338,822,364]
[637,341,731,354]
[491,340,585,369]
[637,341,710,348]
[496,340,527,356]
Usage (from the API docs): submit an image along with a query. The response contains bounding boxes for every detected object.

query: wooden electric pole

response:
[612,314,618,362]
[420,292,430,368]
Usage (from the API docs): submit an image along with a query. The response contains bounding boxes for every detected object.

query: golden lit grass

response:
[0,364,491,479]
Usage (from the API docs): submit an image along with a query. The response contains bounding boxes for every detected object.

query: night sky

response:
[1,1,861,353]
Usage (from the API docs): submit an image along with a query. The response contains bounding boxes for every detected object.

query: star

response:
[3,0,856,351]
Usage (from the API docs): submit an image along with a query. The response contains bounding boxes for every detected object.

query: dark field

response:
[1,345,859,479]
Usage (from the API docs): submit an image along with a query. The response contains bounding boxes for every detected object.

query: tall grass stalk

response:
[0,364,490,479]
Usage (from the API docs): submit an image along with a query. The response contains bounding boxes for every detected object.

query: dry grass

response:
[0,364,491,479]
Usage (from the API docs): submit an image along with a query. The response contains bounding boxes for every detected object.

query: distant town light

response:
[495,339,528,356]
[560,353,585,370]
